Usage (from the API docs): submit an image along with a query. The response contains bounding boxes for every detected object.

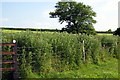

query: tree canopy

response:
[49,0,97,35]
[114,28,120,36]
[107,29,112,32]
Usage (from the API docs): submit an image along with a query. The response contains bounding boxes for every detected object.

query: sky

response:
[0,0,119,31]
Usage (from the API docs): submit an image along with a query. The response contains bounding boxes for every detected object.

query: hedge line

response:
[2,31,119,78]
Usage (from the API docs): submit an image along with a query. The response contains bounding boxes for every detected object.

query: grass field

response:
[2,29,113,35]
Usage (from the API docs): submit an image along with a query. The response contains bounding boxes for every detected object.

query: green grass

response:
[97,33,113,35]
[2,29,23,32]
[19,58,118,78]
[2,29,55,34]
[45,58,118,78]
[2,29,113,35]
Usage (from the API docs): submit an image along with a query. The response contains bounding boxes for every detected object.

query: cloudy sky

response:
[0,0,119,31]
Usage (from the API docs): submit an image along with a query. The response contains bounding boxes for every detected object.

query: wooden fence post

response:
[83,40,85,62]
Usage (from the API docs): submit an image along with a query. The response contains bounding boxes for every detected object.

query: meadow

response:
[1,29,119,79]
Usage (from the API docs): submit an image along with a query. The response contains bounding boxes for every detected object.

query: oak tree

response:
[49,1,97,35]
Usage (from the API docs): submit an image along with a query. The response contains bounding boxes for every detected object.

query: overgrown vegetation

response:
[2,31,119,78]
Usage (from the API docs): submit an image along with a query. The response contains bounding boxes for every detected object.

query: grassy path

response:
[45,58,118,78]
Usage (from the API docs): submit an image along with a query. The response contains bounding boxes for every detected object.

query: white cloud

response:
[98,0,119,12]
[0,18,8,22]
[94,14,117,31]
[94,0,119,31]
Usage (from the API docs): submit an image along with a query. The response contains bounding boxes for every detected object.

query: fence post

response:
[83,40,85,62]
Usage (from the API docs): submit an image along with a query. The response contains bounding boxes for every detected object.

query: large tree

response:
[49,1,97,34]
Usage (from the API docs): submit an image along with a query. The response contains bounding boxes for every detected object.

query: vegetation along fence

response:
[1,32,119,78]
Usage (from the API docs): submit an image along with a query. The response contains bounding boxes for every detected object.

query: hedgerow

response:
[1,31,119,78]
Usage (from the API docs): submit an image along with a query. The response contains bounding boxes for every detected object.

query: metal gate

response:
[0,41,18,80]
